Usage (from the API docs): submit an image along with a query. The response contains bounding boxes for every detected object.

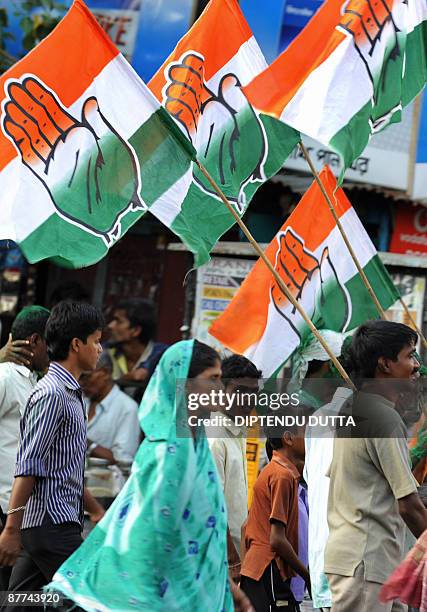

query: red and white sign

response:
[390,204,427,256]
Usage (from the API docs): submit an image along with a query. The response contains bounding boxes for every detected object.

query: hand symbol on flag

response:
[164,52,267,214]
[2,76,145,245]
[271,229,350,340]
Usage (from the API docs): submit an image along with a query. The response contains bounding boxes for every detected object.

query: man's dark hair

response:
[306,359,327,377]
[348,320,418,379]
[188,340,219,378]
[11,306,50,341]
[116,298,157,344]
[221,354,262,381]
[45,301,104,362]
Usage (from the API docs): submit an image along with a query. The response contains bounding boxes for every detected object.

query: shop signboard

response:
[386,274,426,345]
[390,204,427,257]
[0,0,196,82]
[192,257,255,351]
[87,0,142,62]
[283,104,415,192]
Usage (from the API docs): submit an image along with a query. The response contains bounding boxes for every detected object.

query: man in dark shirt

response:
[0,301,104,601]
[106,298,167,400]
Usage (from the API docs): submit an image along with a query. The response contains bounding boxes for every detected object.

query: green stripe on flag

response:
[402,20,427,106]
[343,255,400,329]
[130,108,194,206]
[171,113,300,266]
[20,108,195,268]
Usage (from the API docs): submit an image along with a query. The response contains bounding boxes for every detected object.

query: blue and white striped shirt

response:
[15,362,86,529]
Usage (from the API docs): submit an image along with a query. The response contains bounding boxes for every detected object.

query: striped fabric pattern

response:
[16,362,86,529]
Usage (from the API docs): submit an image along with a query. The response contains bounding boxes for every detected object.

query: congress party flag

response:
[210,167,400,377]
[244,0,427,178]
[0,0,195,268]
[148,0,300,266]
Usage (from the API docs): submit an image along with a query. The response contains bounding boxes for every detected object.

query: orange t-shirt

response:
[241,450,300,581]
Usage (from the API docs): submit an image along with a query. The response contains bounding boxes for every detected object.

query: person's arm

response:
[0,476,36,565]
[270,520,310,586]
[14,390,63,478]
[367,434,425,538]
[87,440,115,463]
[119,368,149,383]
[269,473,311,594]
[83,487,105,524]
[240,517,248,564]
[0,335,33,366]
[209,437,241,569]
[229,578,255,612]
[227,527,241,580]
[398,492,427,538]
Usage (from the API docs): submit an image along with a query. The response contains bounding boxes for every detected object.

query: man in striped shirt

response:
[0,301,104,599]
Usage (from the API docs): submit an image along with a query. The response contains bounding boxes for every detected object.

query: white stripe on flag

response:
[149,167,193,226]
[280,35,372,143]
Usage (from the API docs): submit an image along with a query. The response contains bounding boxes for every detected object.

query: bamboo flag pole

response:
[195,159,356,390]
[299,141,387,319]
[299,142,427,349]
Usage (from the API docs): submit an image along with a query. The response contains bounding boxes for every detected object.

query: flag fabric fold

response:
[210,166,400,377]
[244,0,427,178]
[148,0,300,266]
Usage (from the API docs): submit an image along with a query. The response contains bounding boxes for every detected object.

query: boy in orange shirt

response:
[241,415,310,612]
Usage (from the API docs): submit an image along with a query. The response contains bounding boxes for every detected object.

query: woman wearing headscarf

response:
[46,340,253,612]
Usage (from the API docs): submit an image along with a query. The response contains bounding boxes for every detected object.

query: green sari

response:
[47,340,233,611]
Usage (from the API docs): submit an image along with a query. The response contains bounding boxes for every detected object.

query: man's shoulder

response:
[28,373,66,404]
[0,361,23,380]
[349,391,405,437]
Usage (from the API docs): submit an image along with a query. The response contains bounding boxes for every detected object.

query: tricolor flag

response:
[210,167,400,377]
[148,0,300,265]
[0,0,195,267]
[244,0,427,178]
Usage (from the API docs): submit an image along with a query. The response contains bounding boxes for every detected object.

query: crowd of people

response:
[0,296,427,611]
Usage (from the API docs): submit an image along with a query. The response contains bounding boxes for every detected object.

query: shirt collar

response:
[109,341,154,367]
[84,384,120,412]
[49,362,80,391]
[272,450,300,478]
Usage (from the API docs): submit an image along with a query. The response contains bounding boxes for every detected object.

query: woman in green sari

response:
[47,339,253,612]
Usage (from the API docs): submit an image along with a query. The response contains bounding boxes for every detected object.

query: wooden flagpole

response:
[299,142,427,349]
[299,142,387,319]
[195,159,356,390]
[399,297,427,349]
